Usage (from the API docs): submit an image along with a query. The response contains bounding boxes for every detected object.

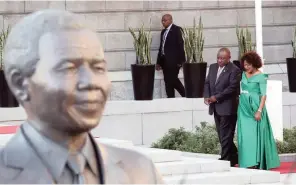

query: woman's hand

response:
[255,111,261,121]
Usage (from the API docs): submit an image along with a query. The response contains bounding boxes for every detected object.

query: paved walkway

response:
[281,173,296,184]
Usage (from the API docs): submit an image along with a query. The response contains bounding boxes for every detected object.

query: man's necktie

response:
[68,153,85,184]
[215,67,223,84]
[161,28,168,55]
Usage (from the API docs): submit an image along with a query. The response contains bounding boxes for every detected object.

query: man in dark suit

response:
[203,48,241,167]
[156,14,185,98]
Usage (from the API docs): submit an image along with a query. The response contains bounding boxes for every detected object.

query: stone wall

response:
[0,1,295,98]
[0,1,295,68]
[1,91,295,145]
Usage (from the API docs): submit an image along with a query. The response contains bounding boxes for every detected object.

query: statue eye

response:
[66,65,76,70]
[57,62,77,72]
[92,63,105,72]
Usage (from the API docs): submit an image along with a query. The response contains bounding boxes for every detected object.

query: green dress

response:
[237,72,280,170]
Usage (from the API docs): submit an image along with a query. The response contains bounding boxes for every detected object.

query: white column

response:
[255,0,264,71]
[254,0,283,141]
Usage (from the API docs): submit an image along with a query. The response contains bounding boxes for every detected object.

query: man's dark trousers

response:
[160,55,185,98]
[214,108,238,166]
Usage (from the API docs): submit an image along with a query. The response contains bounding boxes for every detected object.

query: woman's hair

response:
[240,51,263,70]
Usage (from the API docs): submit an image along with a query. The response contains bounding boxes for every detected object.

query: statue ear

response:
[9,69,30,102]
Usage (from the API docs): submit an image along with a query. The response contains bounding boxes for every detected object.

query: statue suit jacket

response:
[203,62,241,116]
[0,123,163,184]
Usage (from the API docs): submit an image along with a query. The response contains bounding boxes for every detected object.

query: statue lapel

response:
[2,126,55,183]
[96,141,130,184]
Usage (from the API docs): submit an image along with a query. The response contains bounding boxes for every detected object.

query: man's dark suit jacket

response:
[204,62,241,116]
[156,24,185,67]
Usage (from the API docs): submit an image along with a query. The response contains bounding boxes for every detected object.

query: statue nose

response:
[77,66,98,91]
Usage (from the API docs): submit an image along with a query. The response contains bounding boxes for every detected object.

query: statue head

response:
[3,9,111,134]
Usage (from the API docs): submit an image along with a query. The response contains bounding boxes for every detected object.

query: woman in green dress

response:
[237,51,280,170]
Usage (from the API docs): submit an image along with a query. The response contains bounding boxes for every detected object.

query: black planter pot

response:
[286,58,296,92]
[183,62,207,98]
[233,60,242,70]
[0,70,19,107]
[131,64,155,100]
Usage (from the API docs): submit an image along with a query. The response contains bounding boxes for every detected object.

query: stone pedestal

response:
[266,80,283,141]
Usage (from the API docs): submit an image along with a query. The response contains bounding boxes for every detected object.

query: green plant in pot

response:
[286,26,296,92]
[0,26,18,107]
[129,22,155,100]
[234,25,255,70]
[0,26,9,72]
[182,17,207,98]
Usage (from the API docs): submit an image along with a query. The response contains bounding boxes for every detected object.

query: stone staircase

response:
[97,138,282,184]
[0,133,283,184]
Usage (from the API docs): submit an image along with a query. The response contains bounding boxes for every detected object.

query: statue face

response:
[27,29,110,133]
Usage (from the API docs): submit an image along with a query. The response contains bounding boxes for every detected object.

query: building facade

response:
[0,1,295,100]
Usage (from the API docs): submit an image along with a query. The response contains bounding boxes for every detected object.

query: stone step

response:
[163,167,281,184]
[118,146,231,175]
[155,157,230,176]
[124,146,184,163]
[252,184,283,185]
[0,134,283,184]
[95,138,134,147]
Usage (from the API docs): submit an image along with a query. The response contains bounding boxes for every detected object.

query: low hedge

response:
[151,122,296,154]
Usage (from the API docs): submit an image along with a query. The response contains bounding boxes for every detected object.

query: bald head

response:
[218,47,231,57]
[162,14,172,20]
[161,14,173,28]
[217,47,231,67]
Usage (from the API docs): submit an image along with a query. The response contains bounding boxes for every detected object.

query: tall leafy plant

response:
[236,26,255,60]
[182,17,205,63]
[0,26,10,70]
[291,26,296,58]
[129,21,152,65]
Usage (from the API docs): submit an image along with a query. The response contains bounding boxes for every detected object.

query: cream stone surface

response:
[283,106,291,129]
[106,1,144,11]
[92,114,143,145]
[266,80,283,141]
[65,1,105,12]
[0,15,3,31]
[3,14,25,29]
[24,1,66,12]
[180,1,219,9]
[83,12,125,31]
[290,105,296,128]
[142,111,193,145]
[0,1,24,14]
[0,89,292,145]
